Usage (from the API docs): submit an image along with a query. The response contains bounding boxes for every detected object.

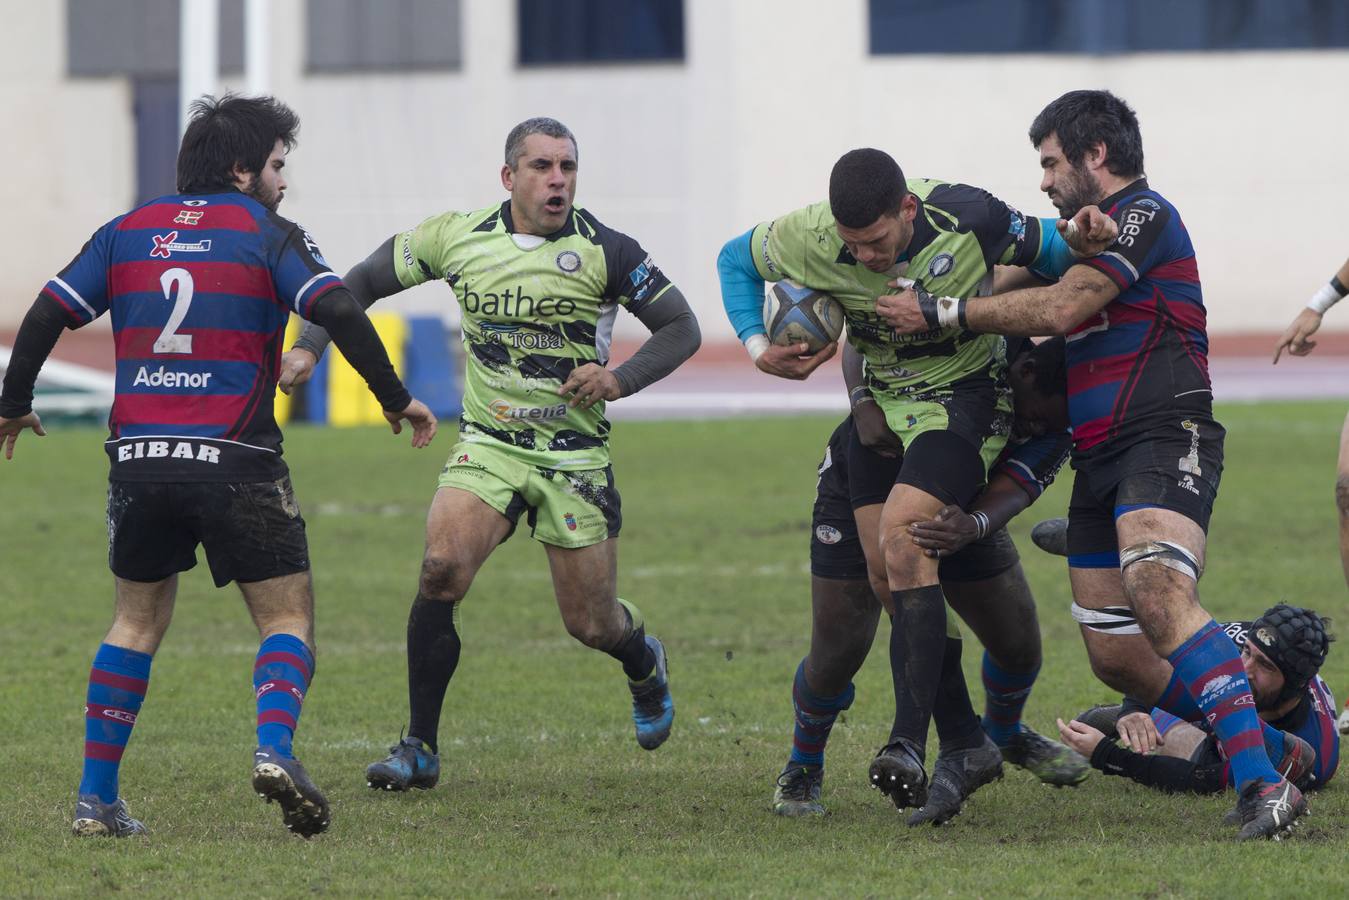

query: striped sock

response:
[980,652,1039,747]
[80,643,152,803]
[1154,669,1203,722]
[788,659,854,769]
[1168,619,1279,790]
[1150,708,1186,739]
[254,634,314,759]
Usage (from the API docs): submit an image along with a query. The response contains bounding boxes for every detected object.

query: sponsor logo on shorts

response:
[928,252,954,278]
[905,414,918,427]
[489,399,567,423]
[1177,474,1199,495]
[116,440,221,464]
[1178,419,1202,476]
[173,209,204,225]
[815,524,842,545]
[457,453,470,463]
[150,230,211,258]
[556,250,582,273]
[133,365,212,388]
[564,512,578,531]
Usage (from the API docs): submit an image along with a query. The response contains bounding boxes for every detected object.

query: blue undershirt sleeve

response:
[1029,217,1077,280]
[717,229,767,342]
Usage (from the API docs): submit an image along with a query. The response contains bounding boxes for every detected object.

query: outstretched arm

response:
[0,294,67,458]
[1273,256,1349,363]
[280,236,407,391]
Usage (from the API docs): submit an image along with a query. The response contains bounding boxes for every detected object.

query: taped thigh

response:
[1070,601,1142,635]
[1119,540,1203,582]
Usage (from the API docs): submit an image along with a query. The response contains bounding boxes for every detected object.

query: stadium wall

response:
[4,0,1348,342]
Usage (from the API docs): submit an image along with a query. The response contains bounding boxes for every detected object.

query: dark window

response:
[67,0,244,77]
[306,0,462,72]
[869,0,1349,55]
[518,0,684,66]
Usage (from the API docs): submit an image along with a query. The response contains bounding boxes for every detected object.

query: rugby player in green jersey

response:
[279,118,700,790]
[718,148,1113,813]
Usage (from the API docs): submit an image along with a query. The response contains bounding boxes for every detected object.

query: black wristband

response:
[915,285,940,329]
[1332,274,1348,297]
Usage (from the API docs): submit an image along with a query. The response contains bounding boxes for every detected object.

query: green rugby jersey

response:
[394,201,673,469]
[750,179,1045,400]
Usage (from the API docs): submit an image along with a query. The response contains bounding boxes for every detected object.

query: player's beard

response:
[1049,165,1100,219]
[246,180,282,212]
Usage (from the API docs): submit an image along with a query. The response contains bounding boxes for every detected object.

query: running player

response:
[278,117,700,790]
[1061,606,1337,796]
[0,94,437,837]
[879,89,1304,839]
[717,148,1113,814]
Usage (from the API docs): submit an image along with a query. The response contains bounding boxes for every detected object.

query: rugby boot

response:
[366,737,440,791]
[1224,732,1318,825]
[252,749,331,838]
[907,733,1004,827]
[999,724,1091,787]
[1074,704,1124,736]
[1030,517,1069,557]
[629,635,674,751]
[1235,777,1307,841]
[72,795,148,837]
[772,764,825,817]
[869,737,928,810]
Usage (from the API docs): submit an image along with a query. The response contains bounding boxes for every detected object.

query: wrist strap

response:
[971,510,990,540]
[745,333,770,362]
[849,385,873,408]
[1308,280,1347,315]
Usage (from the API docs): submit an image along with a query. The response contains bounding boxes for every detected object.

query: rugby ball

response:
[764,280,845,353]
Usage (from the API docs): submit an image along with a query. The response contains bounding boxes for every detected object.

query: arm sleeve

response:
[1028,218,1078,280]
[1120,695,1152,718]
[309,287,412,412]
[717,229,768,342]
[1079,198,1173,292]
[610,285,701,397]
[292,236,404,360]
[1090,738,1226,794]
[0,294,69,417]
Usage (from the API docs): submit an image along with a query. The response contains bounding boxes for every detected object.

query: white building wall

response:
[4,0,1349,340]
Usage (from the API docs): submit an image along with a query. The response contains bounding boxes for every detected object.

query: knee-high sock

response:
[80,644,152,803]
[788,658,855,768]
[981,652,1039,746]
[886,585,949,759]
[406,594,461,754]
[606,598,656,682]
[254,633,314,759]
[1167,619,1280,790]
[931,637,985,751]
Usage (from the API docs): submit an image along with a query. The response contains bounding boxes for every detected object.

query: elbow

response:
[685,314,703,358]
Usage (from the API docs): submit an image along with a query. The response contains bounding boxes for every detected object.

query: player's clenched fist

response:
[278,348,318,394]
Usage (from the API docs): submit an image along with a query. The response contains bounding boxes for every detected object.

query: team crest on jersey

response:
[564,512,578,531]
[556,250,582,273]
[174,210,204,225]
[182,199,208,206]
[150,231,211,258]
[928,253,954,278]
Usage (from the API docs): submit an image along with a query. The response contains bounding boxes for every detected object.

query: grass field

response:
[1,401,1347,897]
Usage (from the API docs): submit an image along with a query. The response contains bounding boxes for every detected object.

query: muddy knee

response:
[419,555,470,603]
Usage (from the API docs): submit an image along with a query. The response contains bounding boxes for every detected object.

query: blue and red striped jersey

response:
[1066,179,1210,454]
[992,429,1071,502]
[44,189,342,481]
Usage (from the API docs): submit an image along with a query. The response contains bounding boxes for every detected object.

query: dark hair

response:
[1026,336,1067,397]
[504,117,577,169]
[176,93,300,193]
[1028,90,1144,179]
[829,148,907,228]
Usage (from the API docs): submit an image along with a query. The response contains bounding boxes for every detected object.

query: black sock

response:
[930,636,985,751]
[607,607,655,681]
[887,584,949,756]
[405,593,461,754]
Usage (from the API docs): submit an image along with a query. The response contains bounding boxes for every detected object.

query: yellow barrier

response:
[274,316,303,426]
[328,312,408,426]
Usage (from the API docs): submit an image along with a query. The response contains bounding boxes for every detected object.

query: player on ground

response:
[717,148,1112,814]
[278,117,700,789]
[1060,606,1337,796]
[878,89,1305,839]
[1272,256,1349,735]
[0,94,437,837]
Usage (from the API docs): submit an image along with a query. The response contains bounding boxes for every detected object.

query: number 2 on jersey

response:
[155,267,194,354]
